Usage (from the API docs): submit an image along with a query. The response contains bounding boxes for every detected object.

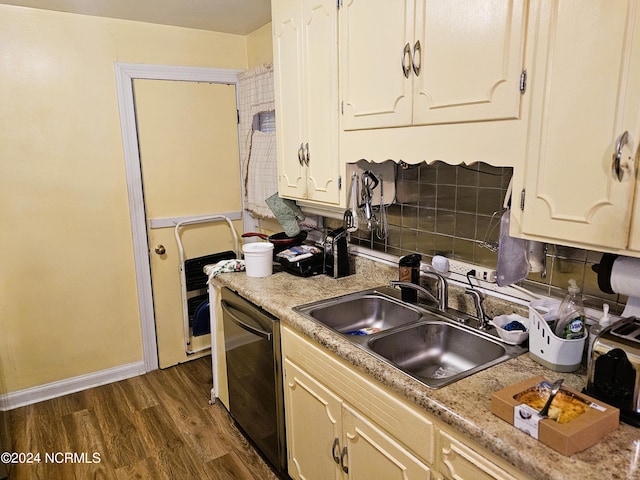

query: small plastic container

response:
[492,314,529,345]
[243,242,274,277]
[529,307,587,372]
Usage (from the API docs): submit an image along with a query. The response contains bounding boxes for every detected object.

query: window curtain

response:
[238,63,277,219]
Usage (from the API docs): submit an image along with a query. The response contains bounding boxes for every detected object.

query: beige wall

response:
[247,22,273,67]
[0,4,252,395]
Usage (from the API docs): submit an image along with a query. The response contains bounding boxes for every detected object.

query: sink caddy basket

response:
[528,307,587,372]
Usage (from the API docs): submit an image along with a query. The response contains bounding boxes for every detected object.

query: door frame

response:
[114,62,242,372]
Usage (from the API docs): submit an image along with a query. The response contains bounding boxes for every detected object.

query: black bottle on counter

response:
[398,254,421,303]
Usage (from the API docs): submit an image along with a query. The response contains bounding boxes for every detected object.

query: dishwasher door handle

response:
[221,300,272,341]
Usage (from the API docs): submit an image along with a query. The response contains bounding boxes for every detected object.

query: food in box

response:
[514,383,587,424]
[491,376,619,456]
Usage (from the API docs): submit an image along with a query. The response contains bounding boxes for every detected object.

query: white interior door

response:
[134,79,242,368]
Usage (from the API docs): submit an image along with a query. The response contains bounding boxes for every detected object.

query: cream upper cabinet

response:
[513,0,640,253]
[272,0,341,205]
[340,0,528,130]
[339,0,414,129]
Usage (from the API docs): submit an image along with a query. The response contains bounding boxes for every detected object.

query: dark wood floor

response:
[5,356,280,480]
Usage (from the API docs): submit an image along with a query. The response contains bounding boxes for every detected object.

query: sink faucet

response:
[464,288,490,330]
[390,271,448,312]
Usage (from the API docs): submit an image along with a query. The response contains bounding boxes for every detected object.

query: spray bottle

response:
[587,304,612,370]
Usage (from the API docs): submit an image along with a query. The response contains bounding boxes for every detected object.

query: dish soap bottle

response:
[554,279,586,339]
[587,304,611,369]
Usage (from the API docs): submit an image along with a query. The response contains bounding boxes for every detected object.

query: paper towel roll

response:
[610,256,640,296]
[623,296,640,317]
[609,256,640,317]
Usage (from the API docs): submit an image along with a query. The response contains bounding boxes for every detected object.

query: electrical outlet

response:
[446,259,497,283]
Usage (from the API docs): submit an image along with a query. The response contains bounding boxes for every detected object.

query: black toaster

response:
[585,316,640,426]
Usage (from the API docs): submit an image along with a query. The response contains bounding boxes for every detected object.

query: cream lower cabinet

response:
[284,359,432,479]
[437,428,521,480]
[272,0,340,205]
[512,0,640,254]
[281,326,530,480]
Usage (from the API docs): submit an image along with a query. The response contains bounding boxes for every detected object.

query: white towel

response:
[245,130,278,218]
[496,210,530,286]
[206,259,245,277]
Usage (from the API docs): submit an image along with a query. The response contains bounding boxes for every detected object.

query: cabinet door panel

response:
[438,429,519,480]
[273,5,307,199]
[520,0,640,248]
[340,0,414,129]
[343,404,432,480]
[284,359,341,480]
[304,0,340,204]
[413,0,527,125]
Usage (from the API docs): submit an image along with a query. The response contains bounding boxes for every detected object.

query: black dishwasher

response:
[220,287,287,477]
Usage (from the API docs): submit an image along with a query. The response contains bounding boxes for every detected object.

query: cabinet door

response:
[342,404,433,480]
[273,2,307,200]
[340,0,415,130]
[412,0,527,125]
[438,430,520,480]
[630,177,640,251]
[519,0,640,249]
[283,358,342,480]
[304,0,340,204]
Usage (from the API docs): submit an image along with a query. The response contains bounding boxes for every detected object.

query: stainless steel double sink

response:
[293,286,527,389]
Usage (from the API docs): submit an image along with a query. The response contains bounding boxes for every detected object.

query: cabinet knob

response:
[154,245,166,255]
[340,446,349,474]
[402,43,412,78]
[331,436,340,464]
[612,131,629,181]
[412,40,421,76]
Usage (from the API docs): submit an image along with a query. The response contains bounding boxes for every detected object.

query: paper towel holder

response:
[592,253,620,294]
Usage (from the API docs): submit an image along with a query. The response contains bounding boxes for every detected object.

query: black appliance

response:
[220,287,287,476]
[585,316,640,426]
[323,227,353,278]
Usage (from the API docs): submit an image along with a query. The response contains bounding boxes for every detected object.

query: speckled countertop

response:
[209,257,640,480]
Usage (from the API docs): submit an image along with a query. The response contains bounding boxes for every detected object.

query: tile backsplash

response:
[327,161,626,314]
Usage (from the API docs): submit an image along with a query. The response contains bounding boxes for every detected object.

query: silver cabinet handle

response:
[402,42,412,78]
[412,40,421,76]
[303,142,310,166]
[340,445,348,473]
[613,131,629,181]
[220,300,272,341]
[331,436,340,464]
[297,143,304,166]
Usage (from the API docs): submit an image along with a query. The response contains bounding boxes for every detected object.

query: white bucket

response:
[242,242,274,277]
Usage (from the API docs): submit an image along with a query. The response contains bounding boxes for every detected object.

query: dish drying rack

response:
[174,214,240,356]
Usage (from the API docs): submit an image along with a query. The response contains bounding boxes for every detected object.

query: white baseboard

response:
[0,361,146,411]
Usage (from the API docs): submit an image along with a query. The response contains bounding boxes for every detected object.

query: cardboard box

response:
[490,375,619,456]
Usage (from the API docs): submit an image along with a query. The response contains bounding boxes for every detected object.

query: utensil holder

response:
[528,307,587,372]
